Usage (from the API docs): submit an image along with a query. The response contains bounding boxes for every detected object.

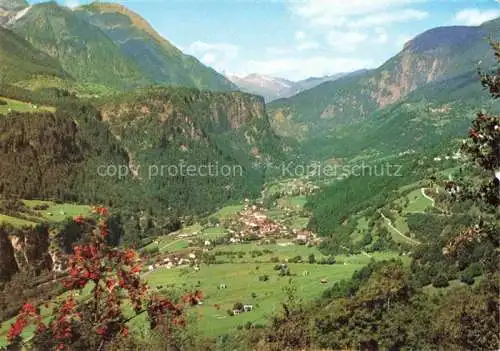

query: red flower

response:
[93,206,109,216]
[131,265,141,274]
[22,303,36,315]
[73,216,85,224]
[96,326,107,335]
[469,128,479,138]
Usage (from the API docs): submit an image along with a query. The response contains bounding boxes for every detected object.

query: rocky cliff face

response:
[101,89,266,132]
[0,225,52,281]
[0,0,28,26]
[0,228,18,281]
[94,87,282,215]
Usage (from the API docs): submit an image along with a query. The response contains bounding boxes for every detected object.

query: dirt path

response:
[379,210,420,245]
[421,188,435,207]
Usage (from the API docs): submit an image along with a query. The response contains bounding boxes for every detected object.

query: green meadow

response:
[0,97,55,114]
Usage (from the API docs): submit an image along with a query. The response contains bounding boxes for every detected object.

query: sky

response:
[30,0,500,81]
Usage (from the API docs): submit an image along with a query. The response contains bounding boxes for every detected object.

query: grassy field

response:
[402,189,433,213]
[201,227,227,238]
[277,195,308,209]
[289,216,309,230]
[0,214,37,227]
[144,257,383,336]
[23,200,91,222]
[143,250,404,336]
[210,204,245,220]
[213,241,328,263]
[0,97,54,114]
[0,200,91,228]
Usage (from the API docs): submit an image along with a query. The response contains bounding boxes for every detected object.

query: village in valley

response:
[143,179,323,273]
[135,178,403,334]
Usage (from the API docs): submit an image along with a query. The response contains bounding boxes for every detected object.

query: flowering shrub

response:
[5,206,200,350]
[445,41,500,258]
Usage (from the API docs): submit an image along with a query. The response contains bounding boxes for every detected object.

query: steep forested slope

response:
[7,2,145,88]
[4,1,237,92]
[0,27,70,84]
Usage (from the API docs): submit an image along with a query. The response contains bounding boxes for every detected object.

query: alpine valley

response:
[0,1,498,351]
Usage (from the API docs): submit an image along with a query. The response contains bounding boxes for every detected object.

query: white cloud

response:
[295,31,307,40]
[349,9,429,28]
[293,30,320,51]
[242,56,373,81]
[64,0,81,9]
[266,47,292,56]
[326,30,367,52]
[375,28,389,44]
[186,41,239,71]
[454,8,500,26]
[201,53,217,65]
[289,0,427,27]
[297,41,320,51]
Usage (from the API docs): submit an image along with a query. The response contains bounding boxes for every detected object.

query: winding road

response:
[378,210,421,245]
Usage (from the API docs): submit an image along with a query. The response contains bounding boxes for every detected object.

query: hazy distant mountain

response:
[226,72,356,102]
[225,73,297,102]
[295,70,370,91]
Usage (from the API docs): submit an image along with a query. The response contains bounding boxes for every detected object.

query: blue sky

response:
[30,0,500,80]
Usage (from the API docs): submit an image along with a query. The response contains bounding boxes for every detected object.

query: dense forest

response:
[0,84,289,245]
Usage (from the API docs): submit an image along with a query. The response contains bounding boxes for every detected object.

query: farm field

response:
[277,195,308,209]
[144,251,402,336]
[0,200,91,227]
[23,200,91,222]
[0,97,54,114]
[212,241,328,263]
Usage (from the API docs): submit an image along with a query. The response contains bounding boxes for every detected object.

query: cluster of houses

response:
[433,151,462,162]
[147,251,201,272]
[232,304,254,316]
[264,179,320,199]
[293,229,319,245]
[225,201,289,241]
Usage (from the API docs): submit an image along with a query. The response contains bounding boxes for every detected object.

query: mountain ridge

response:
[268,18,499,146]
[2,1,238,92]
[226,72,359,102]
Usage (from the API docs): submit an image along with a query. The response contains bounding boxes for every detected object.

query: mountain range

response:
[1,1,237,92]
[268,18,500,159]
[226,71,368,102]
[0,0,498,206]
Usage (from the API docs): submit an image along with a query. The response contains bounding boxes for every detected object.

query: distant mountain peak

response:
[0,0,28,11]
[403,24,489,54]
[79,2,178,51]
[226,72,352,102]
